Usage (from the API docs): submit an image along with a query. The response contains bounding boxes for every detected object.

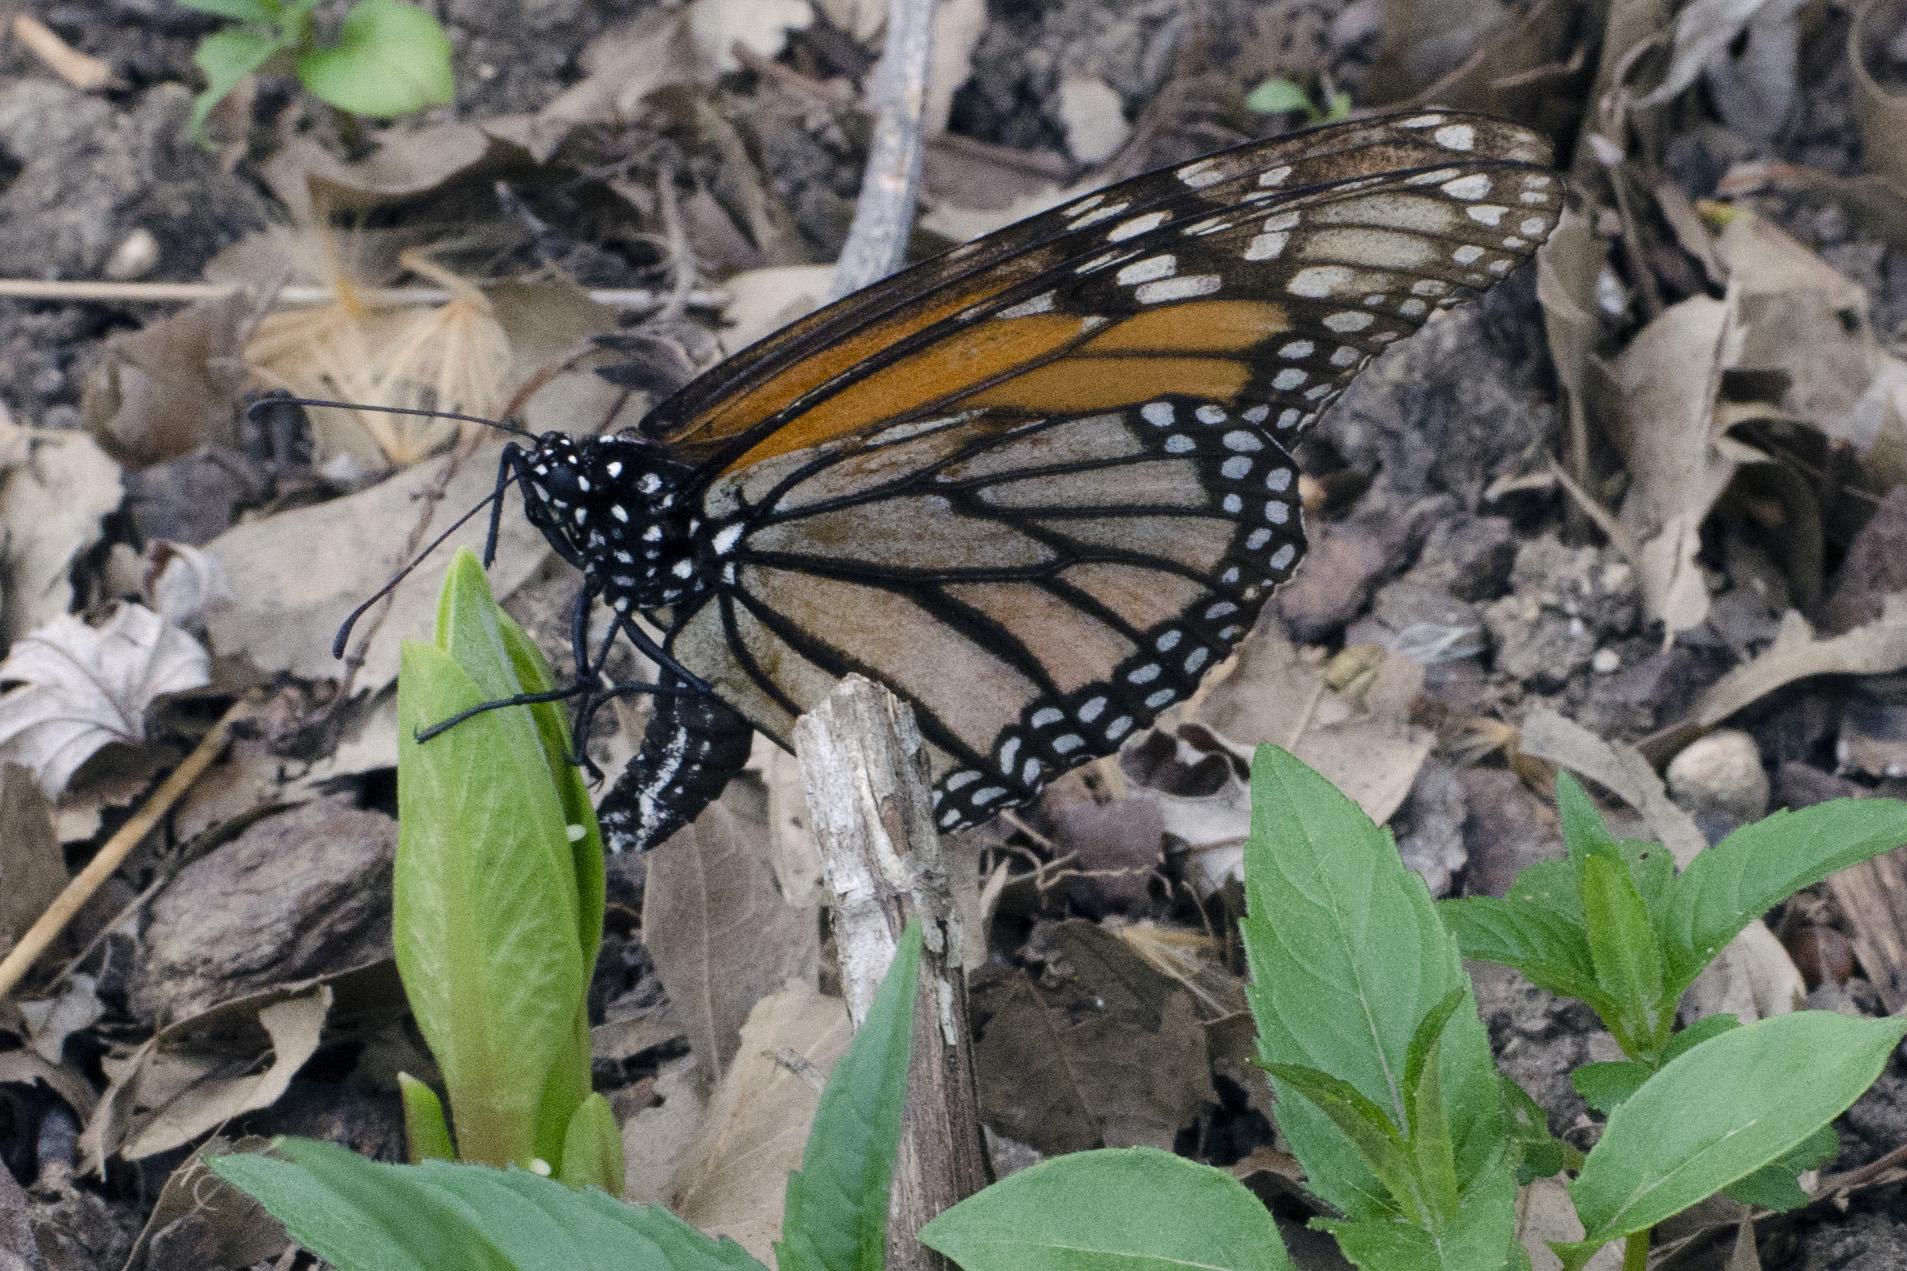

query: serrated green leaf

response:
[1318,1161,1519,1271]
[296,0,453,117]
[776,924,921,1271]
[1571,1011,1907,1242]
[1556,773,1618,864]
[212,1138,768,1271]
[189,27,282,139]
[1660,799,1907,992]
[1402,996,1461,1227]
[919,1147,1296,1271]
[1436,898,1604,1008]
[1579,854,1666,1056]
[1241,747,1501,1221]
[1261,1062,1412,1201]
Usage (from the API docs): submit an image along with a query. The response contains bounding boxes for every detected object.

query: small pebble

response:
[1590,648,1620,674]
[104,227,158,280]
[1666,729,1770,824]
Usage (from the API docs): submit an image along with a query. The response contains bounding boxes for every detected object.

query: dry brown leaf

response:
[1518,1177,1624,1269]
[1635,0,1804,110]
[622,1055,706,1205]
[485,12,698,163]
[1852,0,1907,192]
[0,424,123,644]
[202,445,549,693]
[1159,633,1430,887]
[1682,919,1805,1023]
[1604,294,1743,633]
[125,1136,288,1271]
[18,975,102,1065]
[642,801,820,1086]
[688,0,815,73]
[80,291,259,466]
[260,123,496,223]
[716,266,833,354]
[668,985,850,1259]
[83,986,330,1167]
[1660,599,1907,745]
[972,921,1214,1154]
[0,763,62,953]
[0,605,209,799]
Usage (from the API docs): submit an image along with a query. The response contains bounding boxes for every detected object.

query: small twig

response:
[10,15,115,92]
[0,699,251,1003]
[829,0,941,299]
[794,676,990,1271]
[0,278,728,311]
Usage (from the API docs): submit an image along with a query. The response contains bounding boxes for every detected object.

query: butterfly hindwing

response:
[659,397,1305,830]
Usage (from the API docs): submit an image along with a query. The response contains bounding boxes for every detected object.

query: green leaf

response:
[1244,77,1315,115]
[189,27,281,140]
[1723,1123,1838,1212]
[398,1073,454,1163]
[396,551,591,1167]
[1322,90,1353,122]
[1500,1079,1566,1182]
[1261,1063,1412,1202]
[1318,1162,1519,1271]
[1662,1013,1741,1062]
[1555,773,1618,864]
[1436,898,1604,1008]
[1579,854,1666,1055]
[296,0,453,117]
[1240,746,1501,1221]
[179,0,279,21]
[558,1094,625,1195]
[1401,992,1464,1224]
[1570,1010,1907,1244]
[212,1138,768,1271]
[777,924,922,1271]
[1570,1062,1649,1116]
[1660,799,1907,992]
[919,1147,1296,1271]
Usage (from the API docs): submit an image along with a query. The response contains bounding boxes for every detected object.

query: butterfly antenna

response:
[248,393,537,441]
[331,473,516,659]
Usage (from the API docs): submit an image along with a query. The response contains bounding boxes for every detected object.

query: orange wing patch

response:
[964,354,1252,414]
[1082,300,1288,354]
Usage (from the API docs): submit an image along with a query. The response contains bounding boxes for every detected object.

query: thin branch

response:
[0,698,252,1002]
[0,278,728,311]
[829,0,941,299]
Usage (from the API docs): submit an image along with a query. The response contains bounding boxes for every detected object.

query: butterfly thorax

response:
[514,432,710,612]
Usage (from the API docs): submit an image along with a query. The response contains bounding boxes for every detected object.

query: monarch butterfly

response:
[460,110,1561,854]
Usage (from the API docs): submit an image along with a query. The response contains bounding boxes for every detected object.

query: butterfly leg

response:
[596,669,755,854]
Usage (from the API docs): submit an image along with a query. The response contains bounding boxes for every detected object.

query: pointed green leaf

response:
[1261,1063,1412,1199]
[1318,1161,1519,1271]
[558,1094,625,1194]
[1241,747,1501,1221]
[1245,78,1314,115]
[920,1147,1296,1271]
[1660,799,1907,992]
[1579,854,1666,1055]
[212,1138,768,1271]
[1570,1062,1650,1116]
[297,0,453,117]
[1436,898,1605,1009]
[398,1073,454,1163]
[1556,773,1618,864]
[1500,1079,1567,1182]
[776,924,921,1271]
[1571,1011,1907,1243]
[1401,995,1462,1225]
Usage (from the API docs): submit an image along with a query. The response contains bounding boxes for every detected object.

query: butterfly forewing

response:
[648,112,1556,467]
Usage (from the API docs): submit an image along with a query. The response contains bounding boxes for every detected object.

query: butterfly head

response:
[513,432,705,610]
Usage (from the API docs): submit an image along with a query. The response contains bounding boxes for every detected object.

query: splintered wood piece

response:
[795,675,990,1271]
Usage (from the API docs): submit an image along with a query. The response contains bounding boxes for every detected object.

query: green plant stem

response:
[1624,1228,1649,1271]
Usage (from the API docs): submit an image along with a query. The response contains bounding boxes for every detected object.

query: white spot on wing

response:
[1135,275,1220,304]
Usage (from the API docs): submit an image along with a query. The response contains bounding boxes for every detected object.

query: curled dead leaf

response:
[0,605,210,799]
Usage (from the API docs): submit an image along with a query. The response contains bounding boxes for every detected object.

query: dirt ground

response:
[4,0,1907,1268]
